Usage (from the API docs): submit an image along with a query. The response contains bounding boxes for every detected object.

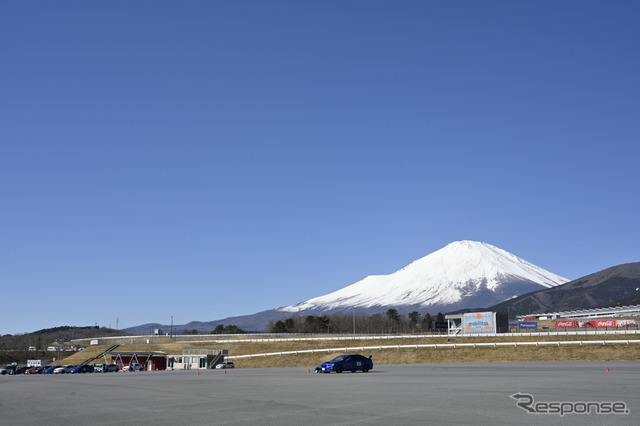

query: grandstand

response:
[517,304,640,320]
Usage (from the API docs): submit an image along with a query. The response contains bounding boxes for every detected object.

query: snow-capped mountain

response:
[278,241,569,315]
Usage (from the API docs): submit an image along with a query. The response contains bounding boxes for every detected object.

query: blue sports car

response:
[316,354,373,373]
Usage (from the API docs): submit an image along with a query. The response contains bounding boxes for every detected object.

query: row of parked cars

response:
[1,363,143,375]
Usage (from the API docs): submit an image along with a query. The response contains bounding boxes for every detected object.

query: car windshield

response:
[330,356,347,362]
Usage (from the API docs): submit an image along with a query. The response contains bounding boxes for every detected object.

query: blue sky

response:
[1,1,639,335]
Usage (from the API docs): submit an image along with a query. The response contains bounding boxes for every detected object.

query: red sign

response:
[524,317,535,321]
[617,319,638,327]
[588,320,616,327]
[556,320,577,328]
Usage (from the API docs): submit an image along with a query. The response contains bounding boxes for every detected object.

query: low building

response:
[106,351,168,371]
[167,349,228,370]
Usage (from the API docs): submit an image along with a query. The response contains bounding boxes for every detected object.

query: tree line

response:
[269,309,446,334]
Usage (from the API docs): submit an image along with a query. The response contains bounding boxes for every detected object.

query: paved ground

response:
[1,361,638,425]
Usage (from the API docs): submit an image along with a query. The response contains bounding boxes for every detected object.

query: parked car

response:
[93,364,104,372]
[1,365,17,375]
[25,367,44,374]
[42,365,60,374]
[215,362,235,369]
[122,363,143,372]
[53,365,71,374]
[316,354,373,373]
[104,364,119,372]
[14,366,31,374]
[69,364,94,373]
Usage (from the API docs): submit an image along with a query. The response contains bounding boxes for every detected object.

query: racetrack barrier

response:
[226,339,640,360]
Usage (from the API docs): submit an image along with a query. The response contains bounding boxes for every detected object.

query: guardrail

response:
[72,329,640,345]
[227,339,640,360]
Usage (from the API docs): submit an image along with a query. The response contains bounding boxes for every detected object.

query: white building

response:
[167,349,227,370]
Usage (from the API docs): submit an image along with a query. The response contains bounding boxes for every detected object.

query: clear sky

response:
[1,1,639,335]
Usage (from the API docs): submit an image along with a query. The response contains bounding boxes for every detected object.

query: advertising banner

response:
[518,321,538,329]
[556,320,578,328]
[617,319,638,327]
[463,312,494,333]
[579,320,616,328]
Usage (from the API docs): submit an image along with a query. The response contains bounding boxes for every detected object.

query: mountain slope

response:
[278,241,568,315]
[123,241,571,333]
[488,262,640,315]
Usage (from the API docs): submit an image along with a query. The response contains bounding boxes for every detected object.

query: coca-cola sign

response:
[588,320,616,327]
[556,320,577,328]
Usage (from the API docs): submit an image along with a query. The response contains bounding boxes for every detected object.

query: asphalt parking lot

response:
[1,361,638,425]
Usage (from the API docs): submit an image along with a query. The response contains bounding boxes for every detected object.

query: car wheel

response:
[362,365,369,373]
[336,365,343,373]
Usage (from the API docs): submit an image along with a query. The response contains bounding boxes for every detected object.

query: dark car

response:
[42,365,59,374]
[104,364,119,372]
[42,365,61,374]
[69,364,94,373]
[1,365,17,375]
[14,366,31,374]
[316,354,373,373]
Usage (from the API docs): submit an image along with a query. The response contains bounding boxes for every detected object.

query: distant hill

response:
[123,310,288,335]
[0,326,128,351]
[487,262,640,316]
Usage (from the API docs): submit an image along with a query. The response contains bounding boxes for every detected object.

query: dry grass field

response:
[59,331,640,368]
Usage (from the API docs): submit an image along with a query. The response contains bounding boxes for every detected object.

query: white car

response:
[122,363,143,372]
[215,362,235,369]
[53,365,72,374]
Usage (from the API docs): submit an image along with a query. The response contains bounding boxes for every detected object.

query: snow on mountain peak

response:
[279,240,569,314]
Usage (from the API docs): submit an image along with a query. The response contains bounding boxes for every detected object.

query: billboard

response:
[557,319,637,328]
[518,321,538,329]
[463,312,495,333]
[579,320,616,328]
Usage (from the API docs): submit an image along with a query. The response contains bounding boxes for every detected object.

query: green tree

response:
[271,320,287,333]
[423,313,433,330]
[225,325,245,334]
[305,315,317,332]
[284,318,295,331]
[315,315,329,333]
[386,309,400,322]
[435,312,445,323]
[408,311,421,326]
